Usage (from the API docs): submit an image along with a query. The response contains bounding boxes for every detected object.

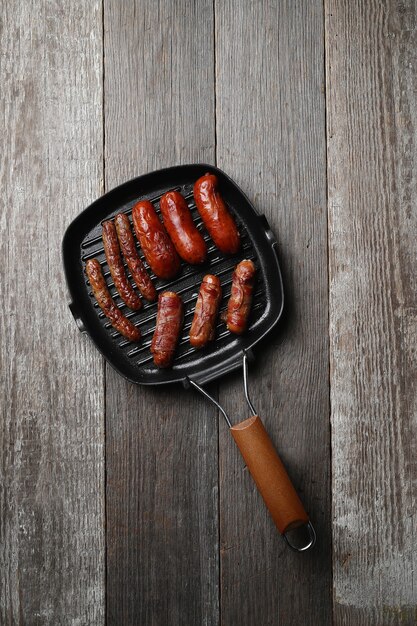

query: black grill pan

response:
[62,164,315,551]
[63,164,282,386]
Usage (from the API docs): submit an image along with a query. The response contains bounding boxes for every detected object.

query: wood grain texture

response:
[0,1,105,624]
[325,1,417,623]
[216,1,331,624]
[103,1,218,624]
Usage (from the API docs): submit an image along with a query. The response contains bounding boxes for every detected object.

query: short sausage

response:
[159,191,207,264]
[102,220,142,311]
[151,291,183,368]
[132,200,181,279]
[86,259,141,342]
[193,173,240,255]
[114,213,157,302]
[226,259,256,334]
[190,275,222,348]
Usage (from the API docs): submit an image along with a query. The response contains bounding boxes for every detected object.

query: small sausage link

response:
[226,260,256,334]
[114,213,157,302]
[190,274,222,348]
[160,191,207,264]
[102,220,142,311]
[151,291,183,368]
[193,173,240,255]
[86,259,141,342]
[132,200,181,279]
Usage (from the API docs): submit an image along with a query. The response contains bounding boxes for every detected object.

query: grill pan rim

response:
[62,163,284,386]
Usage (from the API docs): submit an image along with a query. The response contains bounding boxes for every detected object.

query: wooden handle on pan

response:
[231,415,309,534]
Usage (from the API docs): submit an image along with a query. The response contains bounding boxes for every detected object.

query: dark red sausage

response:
[190,274,222,348]
[86,259,141,342]
[226,260,256,334]
[132,200,181,279]
[151,292,183,368]
[159,191,207,264]
[102,220,142,311]
[193,173,240,255]
[114,213,157,302]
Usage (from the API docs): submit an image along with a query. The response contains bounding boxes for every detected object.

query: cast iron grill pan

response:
[62,164,315,551]
[63,164,283,386]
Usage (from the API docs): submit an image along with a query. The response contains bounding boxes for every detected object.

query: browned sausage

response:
[86,259,141,342]
[159,191,207,264]
[132,200,181,279]
[193,173,240,255]
[226,259,256,334]
[151,291,183,367]
[102,220,142,311]
[189,275,222,348]
[114,213,157,302]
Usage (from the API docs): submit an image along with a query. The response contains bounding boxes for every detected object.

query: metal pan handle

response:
[189,353,315,551]
[68,302,86,333]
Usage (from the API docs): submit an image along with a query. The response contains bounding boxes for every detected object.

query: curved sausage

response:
[114,213,157,302]
[193,173,240,255]
[190,274,222,348]
[159,191,207,264]
[86,259,141,342]
[151,291,183,368]
[102,220,142,311]
[132,200,181,279]
[226,259,256,334]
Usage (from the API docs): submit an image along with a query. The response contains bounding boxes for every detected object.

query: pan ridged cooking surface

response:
[81,185,262,364]
[63,165,283,385]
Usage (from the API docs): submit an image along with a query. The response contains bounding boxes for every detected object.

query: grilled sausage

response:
[132,200,181,279]
[159,191,207,264]
[226,259,256,334]
[114,213,157,302]
[190,275,222,348]
[193,173,240,255]
[151,291,183,367]
[102,220,142,311]
[86,259,141,342]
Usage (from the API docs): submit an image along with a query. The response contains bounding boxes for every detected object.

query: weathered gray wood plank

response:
[0,1,105,624]
[103,1,218,624]
[216,1,331,624]
[325,1,417,623]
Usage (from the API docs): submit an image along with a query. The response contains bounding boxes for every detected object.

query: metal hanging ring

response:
[283,521,316,552]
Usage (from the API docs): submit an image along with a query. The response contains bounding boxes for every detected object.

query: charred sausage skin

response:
[193,173,240,255]
[114,213,157,302]
[132,200,181,279]
[226,259,256,334]
[190,274,222,348]
[151,291,184,367]
[159,191,207,264]
[102,220,142,311]
[86,259,141,342]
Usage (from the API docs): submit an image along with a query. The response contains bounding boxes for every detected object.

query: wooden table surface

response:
[1,1,416,624]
